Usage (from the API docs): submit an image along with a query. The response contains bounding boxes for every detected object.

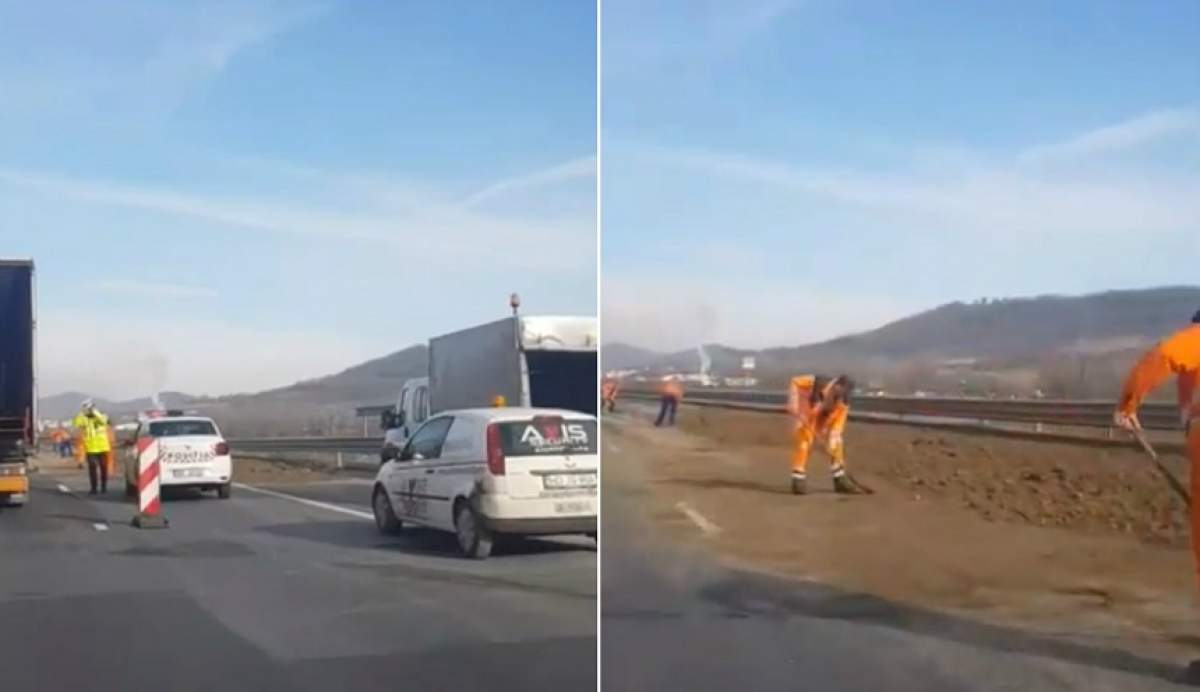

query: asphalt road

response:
[600,406,1196,691]
[0,463,596,692]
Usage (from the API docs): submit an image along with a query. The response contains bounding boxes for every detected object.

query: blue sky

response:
[0,1,597,399]
[602,0,1200,351]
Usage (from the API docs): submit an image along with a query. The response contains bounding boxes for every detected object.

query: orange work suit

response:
[1116,324,1200,583]
[602,378,620,413]
[788,375,849,482]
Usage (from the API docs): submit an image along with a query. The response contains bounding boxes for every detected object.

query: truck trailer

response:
[380,315,597,460]
[0,259,36,506]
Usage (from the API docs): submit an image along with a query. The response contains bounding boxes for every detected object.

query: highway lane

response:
[0,464,596,692]
[600,407,1193,691]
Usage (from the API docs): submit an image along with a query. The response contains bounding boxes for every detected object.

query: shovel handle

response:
[1131,428,1191,508]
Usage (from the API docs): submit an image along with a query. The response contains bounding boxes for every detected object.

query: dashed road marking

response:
[234,482,374,521]
[676,502,721,536]
[92,523,108,532]
[57,484,71,494]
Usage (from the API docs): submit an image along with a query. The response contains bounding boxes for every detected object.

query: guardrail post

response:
[336,451,344,470]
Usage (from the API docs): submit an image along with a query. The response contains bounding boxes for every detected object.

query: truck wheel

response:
[372,486,403,535]
[454,500,493,559]
[217,483,232,499]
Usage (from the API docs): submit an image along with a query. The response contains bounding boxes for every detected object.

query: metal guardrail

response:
[620,388,1182,430]
[228,436,382,454]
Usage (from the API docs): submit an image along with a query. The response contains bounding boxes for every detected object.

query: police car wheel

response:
[372,487,402,534]
[454,500,493,559]
[217,483,232,499]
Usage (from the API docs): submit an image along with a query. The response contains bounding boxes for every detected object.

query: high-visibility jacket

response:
[658,379,684,400]
[1118,324,1200,426]
[72,411,112,454]
[602,379,619,399]
[788,375,848,433]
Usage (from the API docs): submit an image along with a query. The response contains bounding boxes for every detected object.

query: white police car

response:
[371,407,598,558]
[122,413,233,499]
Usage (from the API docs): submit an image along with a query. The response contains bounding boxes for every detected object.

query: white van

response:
[380,377,429,463]
[122,415,233,499]
[371,407,598,559]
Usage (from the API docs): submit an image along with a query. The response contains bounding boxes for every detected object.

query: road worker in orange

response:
[601,376,620,413]
[787,374,862,495]
[1114,310,1200,576]
[654,376,684,427]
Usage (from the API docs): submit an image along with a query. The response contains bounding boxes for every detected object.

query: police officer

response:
[72,399,111,495]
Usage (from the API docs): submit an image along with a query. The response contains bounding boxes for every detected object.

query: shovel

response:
[1130,427,1191,509]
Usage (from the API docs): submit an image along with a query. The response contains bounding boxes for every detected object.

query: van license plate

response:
[554,500,592,514]
[545,473,596,489]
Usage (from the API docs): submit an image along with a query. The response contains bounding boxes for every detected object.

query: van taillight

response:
[486,424,505,475]
[215,441,230,456]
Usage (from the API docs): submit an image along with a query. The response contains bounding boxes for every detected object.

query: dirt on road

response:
[605,403,1199,661]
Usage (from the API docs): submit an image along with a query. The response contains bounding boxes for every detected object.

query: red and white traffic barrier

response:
[131,436,168,529]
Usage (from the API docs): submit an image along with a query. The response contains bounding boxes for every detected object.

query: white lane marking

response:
[92,523,108,532]
[676,502,721,536]
[57,483,71,494]
[233,482,374,520]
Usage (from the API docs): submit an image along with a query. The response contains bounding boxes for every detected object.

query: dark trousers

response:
[58,441,71,458]
[655,396,678,426]
[86,452,108,492]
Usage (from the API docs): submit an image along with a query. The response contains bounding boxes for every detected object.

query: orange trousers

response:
[1189,423,1200,586]
[791,418,847,480]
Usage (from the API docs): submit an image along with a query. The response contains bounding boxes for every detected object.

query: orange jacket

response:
[602,379,619,399]
[658,379,684,400]
[1118,324,1200,422]
[788,375,849,431]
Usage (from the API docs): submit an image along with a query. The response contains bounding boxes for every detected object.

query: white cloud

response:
[0,164,594,273]
[39,308,383,400]
[1018,107,1200,164]
[95,279,218,299]
[461,156,596,208]
[628,134,1199,238]
[603,273,919,352]
[0,1,328,122]
[605,108,1199,350]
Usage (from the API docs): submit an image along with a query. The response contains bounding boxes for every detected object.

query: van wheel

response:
[454,500,493,559]
[217,483,232,499]
[372,486,403,535]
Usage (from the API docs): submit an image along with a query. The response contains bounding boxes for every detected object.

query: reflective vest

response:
[72,411,111,454]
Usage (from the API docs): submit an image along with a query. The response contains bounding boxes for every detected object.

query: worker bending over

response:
[788,374,862,495]
[1114,310,1200,576]
[602,377,620,413]
[655,376,684,427]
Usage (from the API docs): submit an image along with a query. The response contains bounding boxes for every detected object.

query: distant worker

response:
[491,394,507,407]
[601,376,620,413]
[1114,310,1200,578]
[654,376,684,427]
[787,374,863,495]
[52,427,71,458]
[72,400,111,495]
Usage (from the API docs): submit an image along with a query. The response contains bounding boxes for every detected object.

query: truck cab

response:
[380,377,430,463]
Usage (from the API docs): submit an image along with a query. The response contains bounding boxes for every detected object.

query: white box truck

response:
[380,315,597,461]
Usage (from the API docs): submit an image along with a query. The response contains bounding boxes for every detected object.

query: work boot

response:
[1181,660,1200,686]
[790,476,807,495]
[833,475,862,495]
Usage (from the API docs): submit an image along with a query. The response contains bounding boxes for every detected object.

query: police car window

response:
[408,417,453,460]
[148,420,217,437]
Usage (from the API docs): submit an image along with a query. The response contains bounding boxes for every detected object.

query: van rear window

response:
[497,418,597,456]
[148,420,217,437]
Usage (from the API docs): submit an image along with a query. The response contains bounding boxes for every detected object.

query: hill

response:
[606,285,1200,397]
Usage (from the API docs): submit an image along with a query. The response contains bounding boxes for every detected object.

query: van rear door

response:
[493,415,597,499]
